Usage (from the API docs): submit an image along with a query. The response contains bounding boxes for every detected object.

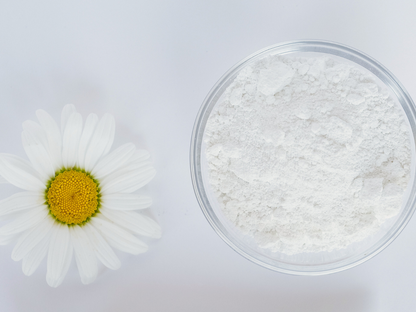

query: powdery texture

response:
[205,55,412,255]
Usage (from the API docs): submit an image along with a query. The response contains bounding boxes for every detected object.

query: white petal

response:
[91,215,148,255]
[100,164,156,194]
[0,191,44,218]
[100,153,152,184]
[0,212,19,223]
[102,117,115,157]
[0,205,48,236]
[128,149,150,163]
[46,223,73,288]
[101,193,152,211]
[77,113,98,169]
[22,235,50,276]
[60,104,77,134]
[100,160,153,187]
[0,175,8,183]
[100,209,161,239]
[22,120,49,148]
[12,217,54,261]
[83,223,121,270]
[116,150,150,172]
[84,114,115,172]
[92,143,136,179]
[51,239,73,288]
[0,234,16,245]
[70,225,98,285]
[0,154,44,191]
[121,173,156,193]
[62,113,83,168]
[36,109,63,170]
[22,131,55,181]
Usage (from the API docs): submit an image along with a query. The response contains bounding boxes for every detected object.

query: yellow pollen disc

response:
[47,170,99,225]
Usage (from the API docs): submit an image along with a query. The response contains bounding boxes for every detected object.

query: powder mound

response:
[257,61,294,95]
[204,55,412,255]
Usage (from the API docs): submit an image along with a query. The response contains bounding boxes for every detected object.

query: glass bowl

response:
[190,40,416,275]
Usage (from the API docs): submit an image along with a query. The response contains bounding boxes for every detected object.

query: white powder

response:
[205,54,412,255]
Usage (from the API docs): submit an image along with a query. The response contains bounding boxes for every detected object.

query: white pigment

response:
[205,55,412,254]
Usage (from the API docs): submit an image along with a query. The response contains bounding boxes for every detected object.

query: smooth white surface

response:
[0,1,415,311]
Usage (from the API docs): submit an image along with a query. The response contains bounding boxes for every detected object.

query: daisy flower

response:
[0,105,161,287]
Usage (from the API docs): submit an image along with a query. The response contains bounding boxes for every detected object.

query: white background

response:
[0,1,415,311]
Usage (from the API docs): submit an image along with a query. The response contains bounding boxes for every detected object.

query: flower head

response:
[0,105,161,287]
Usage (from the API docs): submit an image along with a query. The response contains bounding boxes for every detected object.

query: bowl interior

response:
[191,41,416,275]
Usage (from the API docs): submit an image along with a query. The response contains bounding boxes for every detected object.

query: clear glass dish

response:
[190,40,416,275]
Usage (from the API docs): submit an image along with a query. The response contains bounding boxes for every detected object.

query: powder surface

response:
[205,55,412,254]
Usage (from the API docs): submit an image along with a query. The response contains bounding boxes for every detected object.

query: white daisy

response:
[0,104,161,287]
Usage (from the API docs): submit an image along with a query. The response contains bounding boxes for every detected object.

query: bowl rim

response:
[190,39,416,275]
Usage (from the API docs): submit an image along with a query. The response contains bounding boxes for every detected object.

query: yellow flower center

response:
[47,169,99,225]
